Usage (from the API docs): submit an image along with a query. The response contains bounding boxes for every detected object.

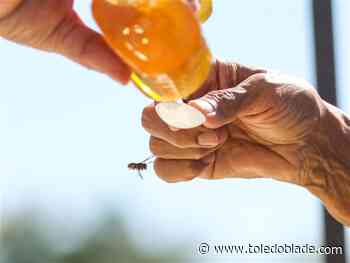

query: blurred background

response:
[0,0,349,262]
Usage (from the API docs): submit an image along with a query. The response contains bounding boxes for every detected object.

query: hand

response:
[142,60,350,226]
[143,60,319,183]
[0,0,130,83]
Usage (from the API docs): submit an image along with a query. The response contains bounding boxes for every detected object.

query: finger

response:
[155,139,299,183]
[142,104,228,148]
[211,140,298,182]
[150,136,217,160]
[154,155,215,183]
[48,12,131,84]
[189,71,273,129]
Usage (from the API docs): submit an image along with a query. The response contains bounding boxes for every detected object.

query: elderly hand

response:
[142,60,350,226]
[143,60,319,183]
[0,0,130,83]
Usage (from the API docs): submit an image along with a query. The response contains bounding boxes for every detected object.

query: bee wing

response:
[137,170,144,180]
[142,155,155,164]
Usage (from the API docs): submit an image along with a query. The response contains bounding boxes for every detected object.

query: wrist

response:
[299,100,350,225]
[0,0,23,19]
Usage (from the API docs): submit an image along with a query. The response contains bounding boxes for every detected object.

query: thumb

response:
[48,12,130,84]
[189,61,267,128]
[189,86,250,128]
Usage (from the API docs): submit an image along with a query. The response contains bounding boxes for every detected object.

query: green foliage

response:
[1,211,184,263]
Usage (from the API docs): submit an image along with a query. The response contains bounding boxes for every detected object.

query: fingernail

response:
[190,100,215,114]
[198,132,219,146]
[169,126,180,132]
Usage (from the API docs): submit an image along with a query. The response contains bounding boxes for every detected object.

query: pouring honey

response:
[92,0,213,128]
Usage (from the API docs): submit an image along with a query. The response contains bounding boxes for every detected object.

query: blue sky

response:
[1,1,349,262]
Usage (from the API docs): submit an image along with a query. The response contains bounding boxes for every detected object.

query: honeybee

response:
[128,155,155,180]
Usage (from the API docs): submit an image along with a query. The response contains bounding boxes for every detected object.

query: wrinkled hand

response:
[143,60,350,225]
[0,0,130,83]
[143,60,321,184]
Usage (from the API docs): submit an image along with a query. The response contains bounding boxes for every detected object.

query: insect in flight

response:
[128,155,155,180]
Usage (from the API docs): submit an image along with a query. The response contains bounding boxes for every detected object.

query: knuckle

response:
[49,13,99,61]
[242,72,271,89]
[254,72,270,81]
[47,14,79,53]
[174,134,190,149]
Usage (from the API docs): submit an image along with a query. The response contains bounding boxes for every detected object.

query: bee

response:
[128,155,155,180]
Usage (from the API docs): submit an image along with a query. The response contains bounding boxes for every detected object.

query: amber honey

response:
[92,0,212,101]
